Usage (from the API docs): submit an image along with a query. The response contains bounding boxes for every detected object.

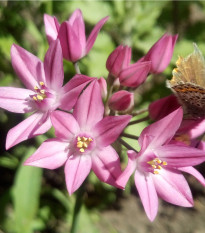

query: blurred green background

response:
[1,1,205,233]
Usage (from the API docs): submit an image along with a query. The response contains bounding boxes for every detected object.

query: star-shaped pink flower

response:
[25,80,131,195]
[117,108,205,221]
[0,39,93,149]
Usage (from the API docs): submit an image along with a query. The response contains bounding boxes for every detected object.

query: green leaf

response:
[82,32,114,77]
[0,35,16,59]
[63,1,112,24]
[75,205,99,233]
[12,147,42,233]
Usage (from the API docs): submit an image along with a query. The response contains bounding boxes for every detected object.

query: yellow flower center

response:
[76,136,93,153]
[32,81,47,102]
[147,158,167,174]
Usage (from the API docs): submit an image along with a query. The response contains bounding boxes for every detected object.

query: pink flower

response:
[106,45,151,87]
[106,45,131,78]
[117,108,205,221]
[108,90,134,112]
[44,14,60,44]
[0,39,93,149]
[143,33,178,74]
[149,95,180,121]
[24,80,131,195]
[98,77,107,99]
[149,95,205,140]
[45,9,109,62]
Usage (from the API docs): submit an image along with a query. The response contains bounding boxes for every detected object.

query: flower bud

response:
[108,90,134,112]
[98,77,107,99]
[143,33,178,74]
[106,45,131,78]
[149,95,180,120]
[119,61,151,87]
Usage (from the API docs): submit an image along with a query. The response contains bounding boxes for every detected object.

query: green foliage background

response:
[1,1,205,233]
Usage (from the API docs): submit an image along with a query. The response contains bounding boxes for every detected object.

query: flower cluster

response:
[1,9,205,222]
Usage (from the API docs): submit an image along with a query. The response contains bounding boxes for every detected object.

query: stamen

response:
[37,95,43,100]
[147,158,167,175]
[32,81,47,102]
[76,136,93,153]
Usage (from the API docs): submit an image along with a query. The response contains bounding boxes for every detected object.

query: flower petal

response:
[153,168,193,207]
[106,45,131,78]
[86,16,109,55]
[44,14,60,44]
[6,112,51,149]
[11,44,45,90]
[108,90,134,112]
[149,95,180,121]
[139,107,183,151]
[92,146,122,188]
[154,144,205,167]
[73,80,104,130]
[24,138,68,169]
[134,170,158,221]
[68,9,86,53]
[58,22,82,62]
[178,118,205,139]
[59,74,94,111]
[144,33,178,74]
[93,115,131,147]
[116,150,137,188]
[119,61,151,87]
[65,154,92,195]
[179,166,205,187]
[51,110,79,140]
[0,87,34,113]
[44,39,64,90]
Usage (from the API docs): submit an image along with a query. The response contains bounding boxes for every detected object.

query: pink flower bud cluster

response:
[0,8,205,222]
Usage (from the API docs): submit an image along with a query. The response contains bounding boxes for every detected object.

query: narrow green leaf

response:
[12,147,42,233]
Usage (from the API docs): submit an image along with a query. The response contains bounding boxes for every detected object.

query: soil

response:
[96,172,205,233]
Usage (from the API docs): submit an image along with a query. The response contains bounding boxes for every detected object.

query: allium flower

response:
[98,77,107,99]
[106,45,151,88]
[149,95,180,121]
[0,39,93,149]
[143,33,178,74]
[44,14,60,44]
[24,80,131,195]
[149,95,205,140]
[117,108,205,221]
[106,45,131,78]
[45,9,109,62]
[108,90,134,112]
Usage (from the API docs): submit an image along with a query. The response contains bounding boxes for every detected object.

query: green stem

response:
[74,62,81,74]
[121,132,139,140]
[128,115,150,126]
[70,184,85,233]
[132,108,148,116]
[118,138,138,152]
[104,74,115,116]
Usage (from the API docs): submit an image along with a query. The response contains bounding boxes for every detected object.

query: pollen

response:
[147,158,167,175]
[32,81,47,102]
[76,136,93,153]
